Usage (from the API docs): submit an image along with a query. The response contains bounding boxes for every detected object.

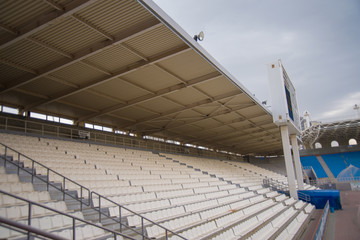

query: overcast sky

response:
[153,0,360,122]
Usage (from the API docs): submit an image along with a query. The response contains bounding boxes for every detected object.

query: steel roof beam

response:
[45,75,79,88]
[121,43,149,61]
[147,103,257,135]
[27,37,73,59]
[85,89,126,105]
[13,88,49,100]
[184,118,271,142]
[0,0,98,50]
[23,45,190,112]
[124,90,242,129]
[236,139,281,149]
[219,131,279,146]
[42,0,64,11]
[170,115,269,144]
[0,22,18,35]
[0,19,162,94]
[71,14,114,40]
[0,58,37,74]
[75,71,221,123]
[152,64,186,84]
[79,60,112,76]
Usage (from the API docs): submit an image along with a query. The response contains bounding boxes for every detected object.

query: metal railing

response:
[0,114,235,159]
[0,143,90,211]
[302,166,313,170]
[263,178,289,194]
[0,143,187,240]
[313,200,330,240]
[0,190,134,240]
[310,176,360,187]
[263,178,311,202]
[336,176,360,182]
[91,192,186,239]
[298,191,311,202]
[0,216,67,240]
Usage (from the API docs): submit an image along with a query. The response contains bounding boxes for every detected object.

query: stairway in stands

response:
[0,164,116,239]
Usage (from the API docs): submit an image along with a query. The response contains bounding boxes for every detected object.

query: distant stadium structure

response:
[301,118,359,149]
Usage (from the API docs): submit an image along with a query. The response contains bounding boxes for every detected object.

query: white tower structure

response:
[267,60,304,199]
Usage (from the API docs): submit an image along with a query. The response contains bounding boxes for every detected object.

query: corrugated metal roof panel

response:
[113,105,154,120]
[50,62,108,86]
[34,100,91,119]
[124,25,186,58]
[157,50,217,81]
[61,91,118,110]
[78,0,155,36]
[0,28,15,45]
[32,16,107,54]
[121,65,181,92]
[0,0,53,29]
[1,90,40,108]
[0,39,65,70]
[90,77,149,102]
[137,97,181,114]
[85,44,142,73]
[19,77,70,97]
[166,87,210,106]
[0,63,33,84]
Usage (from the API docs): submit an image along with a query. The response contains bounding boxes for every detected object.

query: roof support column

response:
[280,125,298,199]
[291,134,304,190]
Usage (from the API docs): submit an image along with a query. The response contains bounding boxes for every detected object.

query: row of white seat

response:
[164,155,274,185]
[105,185,258,214]
[275,210,309,239]
[166,153,317,192]
[128,194,275,227]
[168,198,279,240]
[53,224,109,240]
[70,179,232,198]
[0,191,50,206]
[0,201,67,219]
[0,171,20,182]
[1,211,86,240]
[1,134,177,170]
[107,188,258,218]
[175,198,311,240]
[0,182,34,194]
[0,162,115,240]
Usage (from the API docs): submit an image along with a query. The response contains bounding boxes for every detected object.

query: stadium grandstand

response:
[0,0,358,239]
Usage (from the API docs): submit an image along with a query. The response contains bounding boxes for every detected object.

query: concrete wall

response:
[300,145,360,157]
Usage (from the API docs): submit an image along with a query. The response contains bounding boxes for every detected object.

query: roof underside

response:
[0,0,282,155]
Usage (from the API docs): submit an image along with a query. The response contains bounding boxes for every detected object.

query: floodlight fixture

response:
[193,31,204,42]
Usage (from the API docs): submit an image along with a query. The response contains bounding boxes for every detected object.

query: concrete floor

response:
[299,190,360,240]
[324,191,360,240]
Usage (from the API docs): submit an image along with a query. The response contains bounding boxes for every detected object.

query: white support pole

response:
[280,125,298,199]
[291,134,304,190]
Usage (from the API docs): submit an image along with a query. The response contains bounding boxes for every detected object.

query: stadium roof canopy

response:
[302,118,360,148]
[0,0,283,155]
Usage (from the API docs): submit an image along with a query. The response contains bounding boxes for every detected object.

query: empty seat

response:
[304,203,315,214]
[232,216,259,236]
